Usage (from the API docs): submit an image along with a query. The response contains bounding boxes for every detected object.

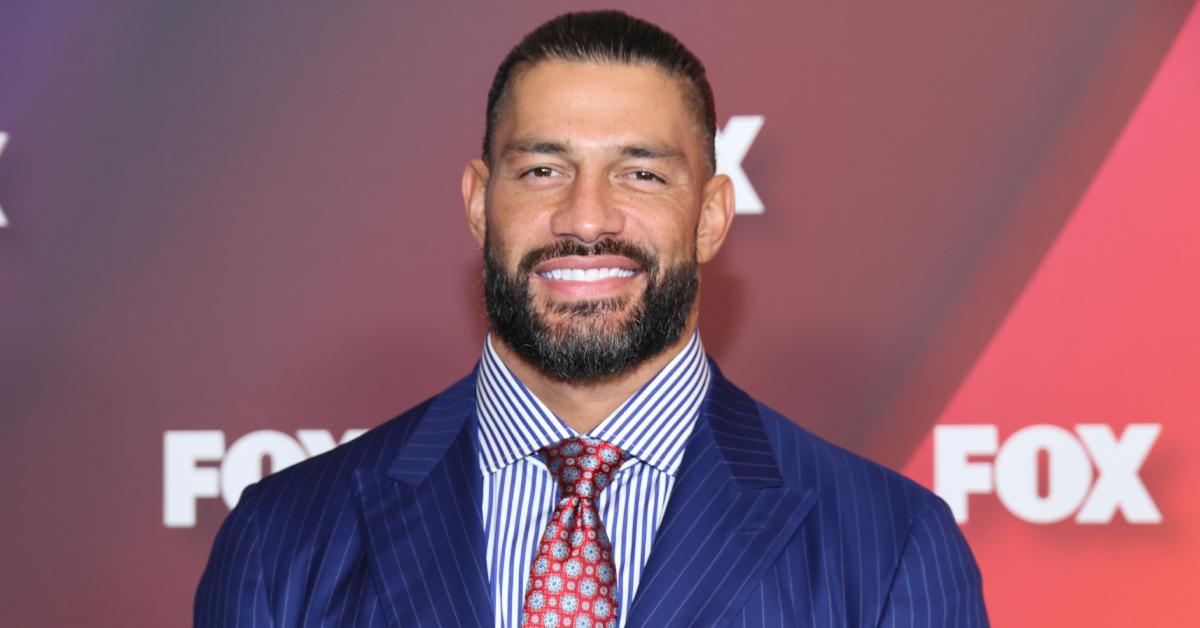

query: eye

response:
[629,170,666,184]
[522,166,558,178]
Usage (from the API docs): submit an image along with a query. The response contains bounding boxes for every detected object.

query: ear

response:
[695,173,735,264]
[462,159,491,248]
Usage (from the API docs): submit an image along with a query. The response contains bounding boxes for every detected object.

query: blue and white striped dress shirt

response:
[475,332,711,628]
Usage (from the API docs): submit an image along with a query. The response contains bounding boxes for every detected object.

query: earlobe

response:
[695,174,736,264]
[462,159,491,248]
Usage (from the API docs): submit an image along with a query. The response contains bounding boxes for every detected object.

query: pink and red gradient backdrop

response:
[1,1,1197,625]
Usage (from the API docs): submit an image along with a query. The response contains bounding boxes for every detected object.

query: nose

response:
[549,171,625,243]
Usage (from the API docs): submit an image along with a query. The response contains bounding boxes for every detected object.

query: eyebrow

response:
[501,139,686,163]
[620,144,684,161]
[501,140,569,159]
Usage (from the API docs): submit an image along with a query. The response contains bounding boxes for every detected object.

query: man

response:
[196,10,987,627]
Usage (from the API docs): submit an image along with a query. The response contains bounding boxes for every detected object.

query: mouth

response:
[530,255,644,297]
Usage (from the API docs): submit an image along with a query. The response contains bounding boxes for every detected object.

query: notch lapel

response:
[625,369,816,627]
[353,375,494,628]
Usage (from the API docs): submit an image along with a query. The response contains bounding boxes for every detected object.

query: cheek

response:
[486,219,555,274]
[617,189,701,250]
[486,203,529,250]
[486,233,524,274]
[636,217,698,265]
[488,179,561,217]
[487,192,555,243]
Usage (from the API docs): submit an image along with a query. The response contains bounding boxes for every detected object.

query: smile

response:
[538,268,637,282]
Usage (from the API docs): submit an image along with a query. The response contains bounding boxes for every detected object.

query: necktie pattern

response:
[522,436,627,628]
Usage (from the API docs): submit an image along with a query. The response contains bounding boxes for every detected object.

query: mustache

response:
[516,239,658,275]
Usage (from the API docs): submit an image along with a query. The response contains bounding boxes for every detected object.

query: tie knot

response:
[540,437,627,499]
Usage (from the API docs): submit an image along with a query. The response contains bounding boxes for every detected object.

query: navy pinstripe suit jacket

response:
[196,363,988,627]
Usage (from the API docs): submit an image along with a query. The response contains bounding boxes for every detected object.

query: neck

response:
[489,319,699,434]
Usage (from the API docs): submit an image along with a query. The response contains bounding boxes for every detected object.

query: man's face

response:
[465,60,732,381]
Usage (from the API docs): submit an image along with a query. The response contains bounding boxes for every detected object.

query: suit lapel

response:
[353,375,494,628]
[626,369,817,627]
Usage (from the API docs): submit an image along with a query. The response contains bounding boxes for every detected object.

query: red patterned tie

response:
[521,436,627,628]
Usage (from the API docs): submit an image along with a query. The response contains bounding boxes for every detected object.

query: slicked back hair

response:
[483,10,717,173]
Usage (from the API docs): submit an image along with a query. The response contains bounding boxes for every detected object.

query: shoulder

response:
[729,384,987,623]
[233,372,474,531]
[195,375,476,623]
[197,374,476,608]
[754,398,947,523]
[763,403,940,506]
[705,369,958,555]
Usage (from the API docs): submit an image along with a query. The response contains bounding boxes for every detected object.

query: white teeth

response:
[540,268,635,282]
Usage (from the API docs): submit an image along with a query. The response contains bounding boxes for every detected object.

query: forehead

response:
[495,59,704,160]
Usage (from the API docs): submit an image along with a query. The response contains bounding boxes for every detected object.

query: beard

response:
[483,237,699,382]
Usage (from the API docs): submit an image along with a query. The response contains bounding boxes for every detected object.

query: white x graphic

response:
[715,116,765,215]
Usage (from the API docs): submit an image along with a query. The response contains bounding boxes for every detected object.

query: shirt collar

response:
[475,331,711,477]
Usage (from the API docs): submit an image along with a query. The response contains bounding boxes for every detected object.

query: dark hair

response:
[483,10,717,172]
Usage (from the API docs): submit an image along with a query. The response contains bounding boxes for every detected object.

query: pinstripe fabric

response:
[196,360,988,627]
[625,367,989,627]
[476,333,709,628]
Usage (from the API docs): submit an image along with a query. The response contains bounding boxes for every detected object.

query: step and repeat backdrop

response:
[2,1,1198,626]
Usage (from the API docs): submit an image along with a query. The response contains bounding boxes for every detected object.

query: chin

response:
[537,289,632,322]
